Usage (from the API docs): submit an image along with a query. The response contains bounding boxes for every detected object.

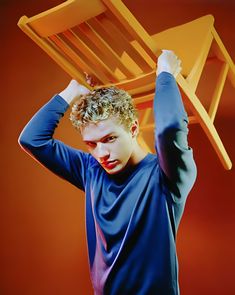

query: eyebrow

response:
[83,133,115,143]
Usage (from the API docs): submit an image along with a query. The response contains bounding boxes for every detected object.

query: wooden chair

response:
[18,0,235,169]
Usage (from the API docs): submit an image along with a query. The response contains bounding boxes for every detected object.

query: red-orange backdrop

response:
[2,1,235,294]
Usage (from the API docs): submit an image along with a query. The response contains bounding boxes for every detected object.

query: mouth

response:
[101,160,118,169]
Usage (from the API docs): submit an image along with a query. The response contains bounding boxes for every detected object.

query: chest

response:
[88,166,163,247]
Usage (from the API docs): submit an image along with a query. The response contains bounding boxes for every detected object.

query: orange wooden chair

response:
[18,0,235,169]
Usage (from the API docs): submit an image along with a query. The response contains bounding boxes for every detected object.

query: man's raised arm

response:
[18,81,91,190]
[154,50,197,202]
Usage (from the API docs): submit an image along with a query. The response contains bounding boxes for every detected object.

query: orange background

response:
[2,0,235,294]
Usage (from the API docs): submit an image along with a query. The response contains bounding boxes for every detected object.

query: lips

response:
[101,160,118,169]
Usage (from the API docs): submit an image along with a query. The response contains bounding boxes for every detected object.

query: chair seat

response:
[108,15,215,97]
[151,14,215,77]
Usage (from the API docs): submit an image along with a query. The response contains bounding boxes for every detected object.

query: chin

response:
[104,164,124,175]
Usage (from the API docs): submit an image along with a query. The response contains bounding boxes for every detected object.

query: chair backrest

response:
[18,0,161,90]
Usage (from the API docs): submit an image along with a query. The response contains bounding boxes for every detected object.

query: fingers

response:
[157,49,182,78]
[65,79,90,97]
[84,72,97,87]
[174,58,182,77]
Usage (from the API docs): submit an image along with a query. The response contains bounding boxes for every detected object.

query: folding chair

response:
[17,0,235,169]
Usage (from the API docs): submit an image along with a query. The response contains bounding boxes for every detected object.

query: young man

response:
[19,50,197,295]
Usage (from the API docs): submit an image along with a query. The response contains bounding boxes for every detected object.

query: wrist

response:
[59,88,77,105]
[156,68,173,77]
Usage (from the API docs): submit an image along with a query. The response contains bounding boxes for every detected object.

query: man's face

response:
[81,116,138,174]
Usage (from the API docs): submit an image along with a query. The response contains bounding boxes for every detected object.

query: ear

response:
[130,120,139,138]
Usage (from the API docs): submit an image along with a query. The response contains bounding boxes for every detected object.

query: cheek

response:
[114,137,133,156]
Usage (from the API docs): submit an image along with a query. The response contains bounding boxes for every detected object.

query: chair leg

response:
[208,62,229,122]
[212,27,235,88]
[176,74,232,170]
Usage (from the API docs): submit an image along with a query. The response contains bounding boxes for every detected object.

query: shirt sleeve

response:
[18,95,89,191]
[154,72,197,202]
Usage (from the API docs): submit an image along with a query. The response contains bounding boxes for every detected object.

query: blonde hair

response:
[70,86,138,130]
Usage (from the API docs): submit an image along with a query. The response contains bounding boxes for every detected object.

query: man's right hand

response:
[59,79,90,105]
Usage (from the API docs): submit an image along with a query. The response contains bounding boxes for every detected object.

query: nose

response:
[94,143,109,160]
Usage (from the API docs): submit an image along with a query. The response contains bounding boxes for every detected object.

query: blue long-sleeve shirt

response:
[19,72,197,295]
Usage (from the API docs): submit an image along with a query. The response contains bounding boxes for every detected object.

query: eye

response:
[103,136,116,143]
[85,142,96,148]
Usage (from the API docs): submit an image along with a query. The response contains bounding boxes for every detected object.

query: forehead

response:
[81,116,127,141]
